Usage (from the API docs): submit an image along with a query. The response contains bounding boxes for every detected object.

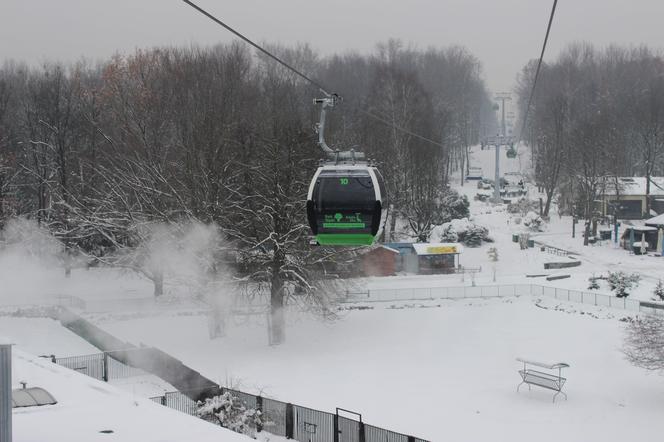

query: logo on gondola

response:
[334,213,343,222]
[340,178,349,185]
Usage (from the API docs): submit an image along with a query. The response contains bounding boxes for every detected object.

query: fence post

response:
[333,413,339,442]
[407,436,416,442]
[161,395,167,406]
[102,352,109,382]
[359,421,366,442]
[285,403,294,439]
[256,396,263,433]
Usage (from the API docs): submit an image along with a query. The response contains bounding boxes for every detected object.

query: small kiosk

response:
[411,243,463,275]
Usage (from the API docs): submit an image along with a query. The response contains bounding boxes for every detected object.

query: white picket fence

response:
[345,283,661,315]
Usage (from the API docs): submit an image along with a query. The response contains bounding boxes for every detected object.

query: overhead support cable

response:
[517,0,559,145]
[181,0,446,150]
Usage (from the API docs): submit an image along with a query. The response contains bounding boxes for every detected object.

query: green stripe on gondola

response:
[316,233,375,246]
[322,222,366,229]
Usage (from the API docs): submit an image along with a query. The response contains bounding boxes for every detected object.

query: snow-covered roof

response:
[602,177,664,196]
[645,213,664,226]
[412,243,463,255]
[11,349,249,442]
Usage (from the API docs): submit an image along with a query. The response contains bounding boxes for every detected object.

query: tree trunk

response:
[388,204,397,242]
[153,270,164,297]
[269,267,285,345]
[645,174,651,217]
[543,189,554,217]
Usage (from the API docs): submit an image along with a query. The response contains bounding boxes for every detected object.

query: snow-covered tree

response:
[196,392,262,437]
[653,280,664,301]
[607,271,641,298]
[588,275,600,290]
[487,247,498,282]
[624,315,664,372]
[434,218,491,247]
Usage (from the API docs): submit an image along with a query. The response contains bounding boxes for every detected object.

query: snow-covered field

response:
[90,296,664,442]
[4,144,664,441]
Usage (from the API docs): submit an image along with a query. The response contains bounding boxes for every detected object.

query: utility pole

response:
[491,93,512,203]
[496,93,512,139]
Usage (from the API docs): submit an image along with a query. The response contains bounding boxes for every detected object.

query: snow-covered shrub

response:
[434,218,492,247]
[607,271,641,298]
[653,280,664,301]
[522,211,543,231]
[588,276,600,290]
[507,198,539,215]
[440,189,470,223]
[197,392,262,437]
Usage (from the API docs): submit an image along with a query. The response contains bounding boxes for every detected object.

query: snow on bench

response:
[516,358,569,403]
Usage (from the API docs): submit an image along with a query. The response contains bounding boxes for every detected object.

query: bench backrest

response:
[519,369,566,391]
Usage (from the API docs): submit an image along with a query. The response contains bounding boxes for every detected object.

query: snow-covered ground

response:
[4,144,664,441]
[443,144,664,302]
[10,349,250,442]
[90,296,664,442]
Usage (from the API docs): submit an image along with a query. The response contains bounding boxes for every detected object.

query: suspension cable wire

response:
[181,0,446,149]
[516,0,559,145]
[181,0,330,95]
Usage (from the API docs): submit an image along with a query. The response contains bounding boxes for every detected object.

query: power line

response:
[517,0,559,145]
[181,0,446,150]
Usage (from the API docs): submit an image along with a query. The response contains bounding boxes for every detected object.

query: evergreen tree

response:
[654,280,664,301]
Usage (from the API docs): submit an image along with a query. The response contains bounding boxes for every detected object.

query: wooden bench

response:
[517,358,569,402]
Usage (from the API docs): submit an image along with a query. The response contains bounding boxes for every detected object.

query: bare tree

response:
[624,315,664,372]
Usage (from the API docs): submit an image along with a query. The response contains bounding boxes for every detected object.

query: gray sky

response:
[2,0,664,94]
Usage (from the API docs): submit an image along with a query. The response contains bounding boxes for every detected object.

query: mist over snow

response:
[0,217,232,305]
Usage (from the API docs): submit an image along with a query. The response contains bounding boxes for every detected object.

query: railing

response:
[344,283,662,315]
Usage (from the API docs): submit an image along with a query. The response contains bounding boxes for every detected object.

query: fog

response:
[0,218,230,309]
[3,0,664,91]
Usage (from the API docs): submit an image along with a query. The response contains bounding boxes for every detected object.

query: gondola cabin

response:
[307,164,387,246]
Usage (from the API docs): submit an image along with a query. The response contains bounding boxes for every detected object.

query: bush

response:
[507,198,539,215]
[440,189,470,223]
[653,280,664,301]
[434,218,492,247]
[607,271,641,298]
[588,276,600,290]
[197,392,262,437]
[522,211,543,231]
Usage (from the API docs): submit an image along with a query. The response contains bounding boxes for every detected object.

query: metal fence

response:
[55,350,147,382]
[345,283,664,315]
[54,349,429,442]
[148,387,429,442]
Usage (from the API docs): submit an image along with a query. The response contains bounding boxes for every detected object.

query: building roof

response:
[645,213,664,227]
[11,349,250,442]
[412,243,463,256]
[602,177,664,196]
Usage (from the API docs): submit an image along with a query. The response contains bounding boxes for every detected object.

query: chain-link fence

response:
[345,283,663,315]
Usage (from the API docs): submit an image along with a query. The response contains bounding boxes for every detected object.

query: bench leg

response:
[517,381,531,393]
[552,390,567,403]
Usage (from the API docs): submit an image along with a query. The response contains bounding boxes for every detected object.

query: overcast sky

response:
[2,0,664,94]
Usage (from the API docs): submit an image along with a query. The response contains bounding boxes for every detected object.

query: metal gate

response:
[294,405,334,442]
